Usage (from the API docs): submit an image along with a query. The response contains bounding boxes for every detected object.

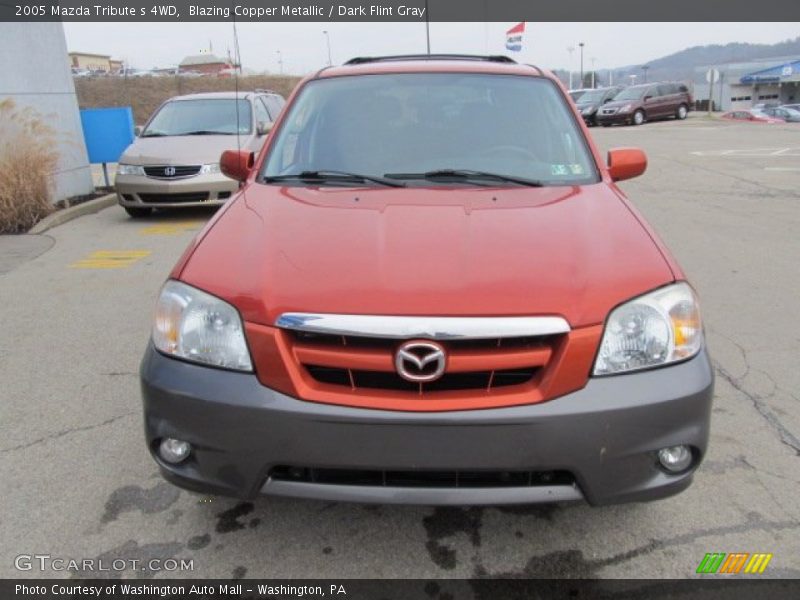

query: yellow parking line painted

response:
[139,221,204,236]
[70,250,151,269]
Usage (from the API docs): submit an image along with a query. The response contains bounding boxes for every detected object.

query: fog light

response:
[159,438,191,464]
[657,445,692,473]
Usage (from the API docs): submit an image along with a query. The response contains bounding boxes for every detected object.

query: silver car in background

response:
[115,91,285,217]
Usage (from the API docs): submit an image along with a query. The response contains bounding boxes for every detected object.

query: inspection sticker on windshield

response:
[551,164,570,176]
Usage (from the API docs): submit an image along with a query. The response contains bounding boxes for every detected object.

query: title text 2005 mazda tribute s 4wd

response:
[141,55,713,506]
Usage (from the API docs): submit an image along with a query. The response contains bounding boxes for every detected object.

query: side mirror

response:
[603,98,612,104]
[220,149,255,183]
[607,148,647,182]
[644,95,653,102]
[133,125,142,137]
[256,121,272,136]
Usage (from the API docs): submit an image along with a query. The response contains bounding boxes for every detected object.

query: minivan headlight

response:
[200,163,221,174]
[152,280,252,371]
[593,282,703,376]
[117,164,144,176]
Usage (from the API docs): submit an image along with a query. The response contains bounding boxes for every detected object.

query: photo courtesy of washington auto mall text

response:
[1,0,800,598]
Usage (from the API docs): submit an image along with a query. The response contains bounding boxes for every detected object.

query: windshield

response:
[142,99,252,136]
[262,73,598,186]
[613,87,648,101]
[577,89,607,103]
[568,90,587,101]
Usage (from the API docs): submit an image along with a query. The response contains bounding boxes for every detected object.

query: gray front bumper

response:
[140,345,714,506]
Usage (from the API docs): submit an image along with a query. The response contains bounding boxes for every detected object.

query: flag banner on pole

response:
[506,22,525,52]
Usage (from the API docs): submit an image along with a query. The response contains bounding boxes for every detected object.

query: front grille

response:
[306,365,537,392]
[138,192,209,204]
[601,108,618,115]
[269,466,575,488]
[291,331,555,395]
[143,165,202,178]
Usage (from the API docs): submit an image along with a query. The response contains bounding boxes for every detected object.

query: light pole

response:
[591,57,596,88]
[579,42,585,88]
[567,46,575,89]
[629,74,637,86]
[322,30,332,66]
[641,65,649,83]
[276,50,283,75]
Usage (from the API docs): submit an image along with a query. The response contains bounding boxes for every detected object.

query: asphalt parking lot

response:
[1,114,799,582]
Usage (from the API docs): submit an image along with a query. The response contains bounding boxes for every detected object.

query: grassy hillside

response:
[74,75,302,124]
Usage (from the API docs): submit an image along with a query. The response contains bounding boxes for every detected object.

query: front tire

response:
[124,206,153,218]
[676,104,688,120]
[632,110,645,126]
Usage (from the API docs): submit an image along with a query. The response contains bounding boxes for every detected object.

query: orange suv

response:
[140,56,713,506]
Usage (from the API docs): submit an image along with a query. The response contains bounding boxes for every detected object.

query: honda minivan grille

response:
[143,165,202,178]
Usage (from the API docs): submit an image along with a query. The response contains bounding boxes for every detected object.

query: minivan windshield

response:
[262,73,598,186]
[577,89,608,103]
[142,99,252,137]
[613,86,649,101]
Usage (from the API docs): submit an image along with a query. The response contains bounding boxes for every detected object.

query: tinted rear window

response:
[262,73,599,186]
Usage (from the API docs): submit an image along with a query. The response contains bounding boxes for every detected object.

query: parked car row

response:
[721,105,800,124]
[569,82,693,127]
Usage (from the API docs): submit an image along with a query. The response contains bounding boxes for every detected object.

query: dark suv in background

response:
[574,86,624,126]
[597,82,692,126]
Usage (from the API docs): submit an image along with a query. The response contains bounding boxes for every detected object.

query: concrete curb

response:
[29,192,117,234]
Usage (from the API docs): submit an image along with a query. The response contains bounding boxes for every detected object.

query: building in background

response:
[178,53,234,75]
[693,55,800,111]
[68,51,112,73]
[1,24,94,201]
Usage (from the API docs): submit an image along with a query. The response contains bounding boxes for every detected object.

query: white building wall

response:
[0,23,94,201]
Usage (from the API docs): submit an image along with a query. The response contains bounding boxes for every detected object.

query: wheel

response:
[676,104,688,120]
[632,110,645,126]
[124,206,153,218]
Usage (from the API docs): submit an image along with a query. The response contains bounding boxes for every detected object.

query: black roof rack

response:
[344,54,517,66]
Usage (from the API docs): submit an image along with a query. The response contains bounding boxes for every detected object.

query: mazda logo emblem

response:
[395,340,446,383]
[163,166,176,177]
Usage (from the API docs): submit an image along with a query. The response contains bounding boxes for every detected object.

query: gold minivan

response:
[115,91,284,217]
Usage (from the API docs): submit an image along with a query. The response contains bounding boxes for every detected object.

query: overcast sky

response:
[63,22,799,74]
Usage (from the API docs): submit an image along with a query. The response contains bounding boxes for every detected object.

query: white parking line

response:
[764,167,800,171]
[691,147,800,157]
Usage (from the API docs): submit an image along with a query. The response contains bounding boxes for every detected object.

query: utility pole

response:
[322,30,332,66]
[424,0,430,54]
[591,57,596,88]
[567,46,575,89]
[579,42,584,88]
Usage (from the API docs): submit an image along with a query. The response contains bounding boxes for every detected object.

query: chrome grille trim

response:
[275,313,570,340]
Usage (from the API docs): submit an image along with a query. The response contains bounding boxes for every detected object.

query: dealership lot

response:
[1,115,798,580]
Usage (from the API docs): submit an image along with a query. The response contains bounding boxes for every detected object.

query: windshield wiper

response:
[263,170,406,188]
[140,132,167,138]
[179,130,238,136]
[385,169,544,187]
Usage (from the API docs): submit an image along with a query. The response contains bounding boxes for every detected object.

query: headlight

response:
[619,104,633,113]
[152,280,253,372]
[117,164,144,176]
[593,282,703,376]
[200,163,221,174]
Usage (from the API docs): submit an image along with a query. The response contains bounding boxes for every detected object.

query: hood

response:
[603,99,639,110]
[178,184,675,328]
[120,135,245,165]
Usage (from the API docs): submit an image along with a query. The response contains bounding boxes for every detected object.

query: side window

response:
[678,84,688,93]
[266,96,283,121]
[254,97,270,126]
[656,84,671,97]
